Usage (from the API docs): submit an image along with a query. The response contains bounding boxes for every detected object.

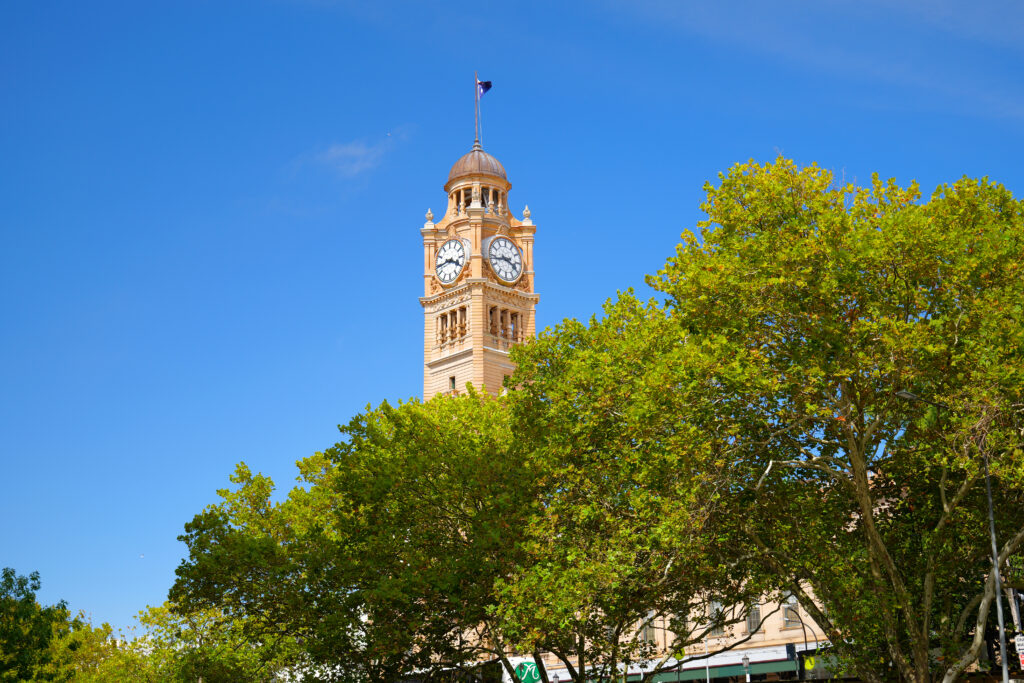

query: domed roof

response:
[448,141,507,183]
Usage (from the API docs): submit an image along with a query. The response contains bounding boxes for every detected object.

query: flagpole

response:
[474,71,480,145]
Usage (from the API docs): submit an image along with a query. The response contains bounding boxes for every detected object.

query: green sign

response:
[804,656,816,670]
[515,662,541,683]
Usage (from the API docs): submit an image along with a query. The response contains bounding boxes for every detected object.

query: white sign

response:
[1016,634,1024,667]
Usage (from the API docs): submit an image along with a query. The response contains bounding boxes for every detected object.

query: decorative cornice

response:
[482,346,511,356]
[426,347,475,369]
[420,280,537,307]
[420,287,473,307]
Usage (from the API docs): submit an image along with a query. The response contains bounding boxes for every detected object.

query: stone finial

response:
[522,204,533,225]
[425,208,434,222]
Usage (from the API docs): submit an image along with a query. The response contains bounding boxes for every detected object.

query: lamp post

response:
[704,636,710,683]
[786,594,819,679]
[896,390,1008,683]
[741,653,750,683]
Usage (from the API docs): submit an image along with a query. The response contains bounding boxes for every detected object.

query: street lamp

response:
[896,390,1009,683]
[786,594,819,679]
[741,653,750,683]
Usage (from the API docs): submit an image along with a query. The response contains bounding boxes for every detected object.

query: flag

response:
[477,79,492,98]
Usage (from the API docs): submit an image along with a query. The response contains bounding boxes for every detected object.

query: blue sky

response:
[2,0,1023,631]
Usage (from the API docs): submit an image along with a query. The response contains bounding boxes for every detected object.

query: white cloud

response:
[315,139,391,178]
[305,125,413,180]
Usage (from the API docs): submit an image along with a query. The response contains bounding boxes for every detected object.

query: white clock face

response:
[435,239,467,284]
[488,236,523,283]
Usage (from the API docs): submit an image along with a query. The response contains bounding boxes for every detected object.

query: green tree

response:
[0,568,160,682]
[173,391,540,682]
[502,295,778,682]
[140,602,293,682]
[565,157,1024,682]
[0,568,72,681]
[61,602,295,683]
[36,616,120,682]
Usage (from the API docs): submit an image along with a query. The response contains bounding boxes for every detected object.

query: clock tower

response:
[420,140,538,399]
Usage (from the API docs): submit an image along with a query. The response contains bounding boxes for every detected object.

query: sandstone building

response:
[420,139,538,400]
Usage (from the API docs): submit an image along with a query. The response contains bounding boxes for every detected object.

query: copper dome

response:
[448,141,507,183]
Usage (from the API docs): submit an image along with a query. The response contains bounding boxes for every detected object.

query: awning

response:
[538,643,829,683]
[646,658,800,681]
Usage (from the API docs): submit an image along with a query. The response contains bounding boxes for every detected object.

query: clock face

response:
[487,236,523,283]
[435,239,467,284]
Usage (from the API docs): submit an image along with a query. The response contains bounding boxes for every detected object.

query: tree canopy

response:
[499,294,773,680]
[170,158,1024,683]
[639,159,1024,683]
[0,568,72,682]
[173,391,546,682]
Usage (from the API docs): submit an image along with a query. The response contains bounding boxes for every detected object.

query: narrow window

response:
[709,600,725,636]
[640,610,658,644]
[449,376,456,392]
[783,592,801,628]
[746,604,762,633]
